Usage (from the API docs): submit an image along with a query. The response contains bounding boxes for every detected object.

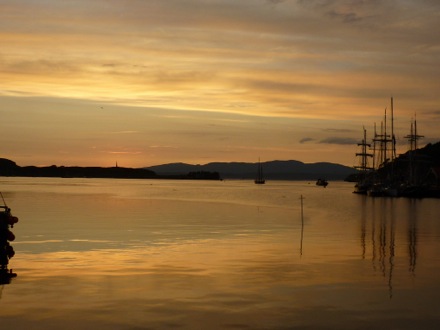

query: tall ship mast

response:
[353,127,374,194]
[404,115,425,186]
[353,97,396,195]
[353,97,439,198]
[254,158,265,184]
[373,99,395,169]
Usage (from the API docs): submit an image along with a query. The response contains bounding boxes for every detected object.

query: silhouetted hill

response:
[372,141,440,183]
[415,141,440,164]
[147,160,356,180]
[0,159,158,179]
[0,158,358,181]
[0,158,220,180]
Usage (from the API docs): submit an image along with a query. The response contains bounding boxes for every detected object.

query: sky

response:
[1,0,440,168]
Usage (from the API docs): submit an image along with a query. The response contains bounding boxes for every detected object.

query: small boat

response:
[254,159,265,184]
[367,183,386,197]
[316,178,328,187]
[353,181,370,194]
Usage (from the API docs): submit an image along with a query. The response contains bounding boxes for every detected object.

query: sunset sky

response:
[1,0,440,168]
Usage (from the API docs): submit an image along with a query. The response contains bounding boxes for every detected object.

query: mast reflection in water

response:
[359,197,422,299]
[0,179,439,329]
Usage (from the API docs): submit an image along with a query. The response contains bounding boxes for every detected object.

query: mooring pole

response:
[300,195,304,256]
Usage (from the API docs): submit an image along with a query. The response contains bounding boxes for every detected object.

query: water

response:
[1,177,440,329]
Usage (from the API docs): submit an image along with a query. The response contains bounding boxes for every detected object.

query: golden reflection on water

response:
[3,235,370,328]
[1,179,440,329]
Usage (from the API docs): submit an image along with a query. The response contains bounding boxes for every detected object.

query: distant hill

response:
[0,159,157,179]
[146,160,356,180]
[0,158,220,180]
[0,158,357,181]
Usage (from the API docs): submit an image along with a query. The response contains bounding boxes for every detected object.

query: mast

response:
[414,115,422,150]
[355,127,373,173]
[405,114,424,152]
[373,123,377,170]
[391,97,396,160]
[374,120,385,167]
[373,103,394,168]
[384,107,387,163]
[404,114,424,185]
[254,158,265,184]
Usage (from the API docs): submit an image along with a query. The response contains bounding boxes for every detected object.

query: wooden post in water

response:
[300,195,304,257]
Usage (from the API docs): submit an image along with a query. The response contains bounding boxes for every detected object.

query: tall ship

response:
[353,98,440,198]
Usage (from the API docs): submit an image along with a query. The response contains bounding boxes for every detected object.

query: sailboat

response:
[254,159,265,184]
[316,178,328,187]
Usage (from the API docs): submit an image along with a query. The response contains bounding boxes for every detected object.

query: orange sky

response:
[1,0,439,167]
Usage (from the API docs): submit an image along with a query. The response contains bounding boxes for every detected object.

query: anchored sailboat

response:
[254,159,265,184]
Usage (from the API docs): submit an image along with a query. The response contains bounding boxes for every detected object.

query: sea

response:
[1,177,440,329]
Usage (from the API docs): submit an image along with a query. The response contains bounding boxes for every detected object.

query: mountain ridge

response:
[0,158,356,180]
[146,160,355,180]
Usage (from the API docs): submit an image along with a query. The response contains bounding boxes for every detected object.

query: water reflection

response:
[359,197,420,299]
[408,200,418,274]
[1,180,439,329]
[299,195,305,257]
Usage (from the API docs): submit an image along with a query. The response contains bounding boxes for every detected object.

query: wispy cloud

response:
[323,128,355,133]
[299,137,314,144]
[1,0,439,167]
[111,131,138,134]
[319,137,359,145]
[106,151,142,155]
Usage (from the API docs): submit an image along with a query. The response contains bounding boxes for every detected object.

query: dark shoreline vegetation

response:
[0,158,221,180]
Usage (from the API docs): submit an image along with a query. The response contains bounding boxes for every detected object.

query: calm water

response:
[1,177,440,329]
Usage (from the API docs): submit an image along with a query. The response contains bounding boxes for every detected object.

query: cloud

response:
[327,10,364,23]
[299,137,314,144]
[110,131,138,134]
[1,0,440,167]
[106,151,142,155]
[323,128,355,133]
[319,137,358,145]
[266,0,287,4]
